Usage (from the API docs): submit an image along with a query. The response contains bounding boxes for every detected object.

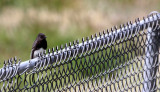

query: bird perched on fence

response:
[30,33,47,59]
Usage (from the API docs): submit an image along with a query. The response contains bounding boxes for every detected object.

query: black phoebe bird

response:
[31,33,47,59]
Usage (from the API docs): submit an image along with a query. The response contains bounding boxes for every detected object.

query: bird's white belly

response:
[34,48,45,57]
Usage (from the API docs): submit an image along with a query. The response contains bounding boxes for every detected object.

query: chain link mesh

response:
[0,13,160,92]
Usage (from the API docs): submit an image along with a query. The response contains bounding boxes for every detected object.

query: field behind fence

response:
[0,12,160,92]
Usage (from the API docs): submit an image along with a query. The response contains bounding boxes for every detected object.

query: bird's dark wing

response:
[31,38,38,59]
[32,39,38,49]
[30,49,35,59]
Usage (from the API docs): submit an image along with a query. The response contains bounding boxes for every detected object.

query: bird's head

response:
[38,33,47,40]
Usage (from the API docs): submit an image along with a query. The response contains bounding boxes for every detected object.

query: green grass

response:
[0,28,147,91]
[0,22,93,64]
[0,0,77,11]
[9,38,140,91]
[0,0,154,91]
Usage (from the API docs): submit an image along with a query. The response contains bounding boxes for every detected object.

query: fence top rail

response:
[0,12,160,81]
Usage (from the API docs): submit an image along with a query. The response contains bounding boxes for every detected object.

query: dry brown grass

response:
[0,0,159,33]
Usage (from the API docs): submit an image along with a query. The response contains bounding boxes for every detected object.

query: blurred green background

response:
[0,0,159,67]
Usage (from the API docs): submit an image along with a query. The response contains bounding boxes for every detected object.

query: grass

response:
[2,35,142,91]
[0,25,148,91]
[0,0,77,11]
[0,0,159,91]
[0,22,93,66]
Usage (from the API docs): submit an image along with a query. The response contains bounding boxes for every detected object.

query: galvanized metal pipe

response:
[0,13,160,81]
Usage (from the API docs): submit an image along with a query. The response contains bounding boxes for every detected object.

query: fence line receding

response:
[0,12,160,92]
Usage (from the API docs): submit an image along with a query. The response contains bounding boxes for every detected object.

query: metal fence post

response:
[143,27,159,92]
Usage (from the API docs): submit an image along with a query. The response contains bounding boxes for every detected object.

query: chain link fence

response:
[0,12,160,92]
